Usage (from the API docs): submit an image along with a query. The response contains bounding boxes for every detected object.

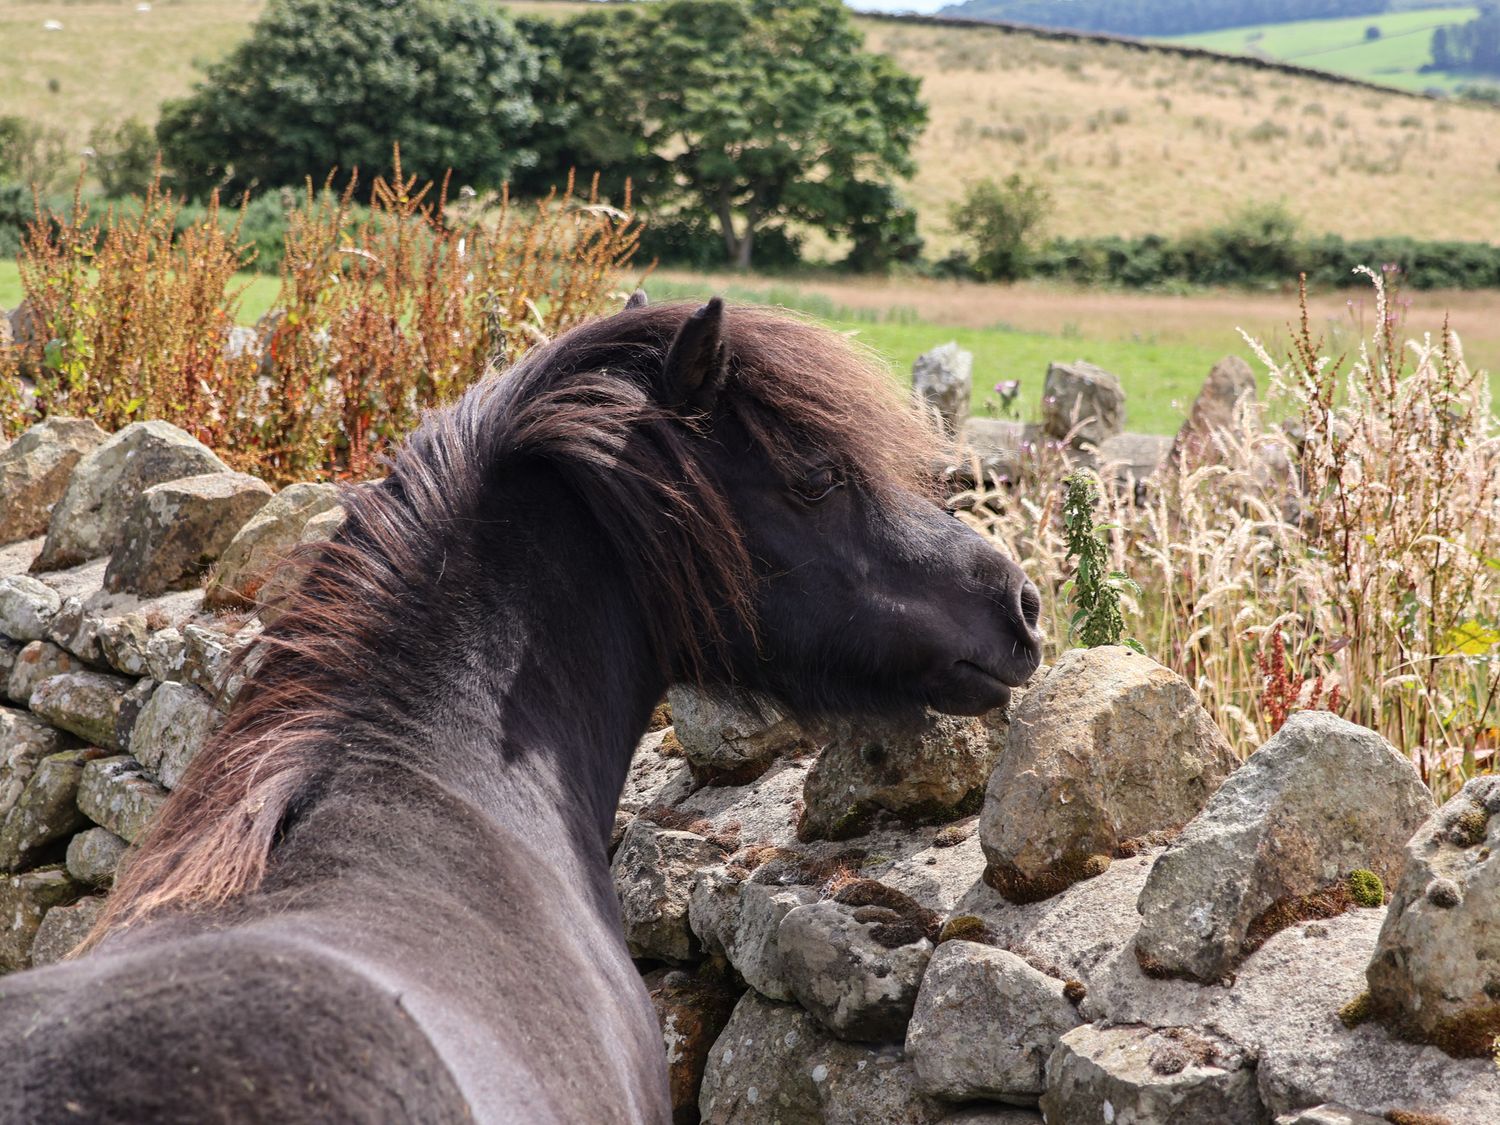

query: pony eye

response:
[795,465,841,503]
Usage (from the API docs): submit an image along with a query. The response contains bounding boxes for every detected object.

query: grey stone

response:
[34,419,232,571]
[913,342,973,434]
[1042,360,1125,448]
[778,897,933,1042]
[1170,355,1258,470]
[0,705,79,817]
[688,869,821,1003]
[799,711,1004,841]
[1040,1023,1266,1125]
[646,966,740,1124]
[44,595,104,664]
[0,574,62,641]
[0,748,103,871]
[29,894,105,966]
[1135,711,1435,983]
[104,471,273,597]
[94,613,152,677]
[27,669,137,751]
[0,865,81,971]
[5,640,82,706]
[0,417,108,546]
[254,504,345,623]
[65,826,128,888]
[939,1110,1043,1124]
[1274,1107,1386,1125]
[115,677,156,753]
[1365,774,1500,1057]
[0,638,17,688]
[128,680,218,789]
[818,1047,946,1125]
[981,647,1236,903]
[182,621,259,699]
[612,819,724,962]
[204,481,341,609]
[668,686,811,783]
[906,941,1083,1103]
[144,627,187,683]
[617,729,693,820]
[955,417,1045,486]
[76,755,169,844]
[1097,431,1173,494]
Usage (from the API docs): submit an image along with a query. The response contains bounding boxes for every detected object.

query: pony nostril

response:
[1018,580,1042,630]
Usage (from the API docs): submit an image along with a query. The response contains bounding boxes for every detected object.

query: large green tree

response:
[520,0,926,270]
[157,0,541,198]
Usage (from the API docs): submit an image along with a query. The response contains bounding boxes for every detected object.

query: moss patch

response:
[657,727,684,757]
[1244,883,1356,956]
[1063,979,1087,1006]
[647,700,673,733]
[984,852,1112,905]
[1450,804,1490,848]
[937,914,991,945]
[1347,868,1386,907]
[1385,1111,1455,1125]
[834,879,940,946]
[1338,990,1374,1029]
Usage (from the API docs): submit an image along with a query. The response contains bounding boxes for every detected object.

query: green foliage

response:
[948,174,1051,282]
[1431,4,1500,75]
[88,118,157,199]
[0,115,69,194]
[1347,868,1385,907]
[942,0,1391,37]
[156,0,541,199]
[1061,471,1139,650]
[518,0,925,270]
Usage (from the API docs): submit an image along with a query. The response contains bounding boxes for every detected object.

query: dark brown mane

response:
[87,302,941,944]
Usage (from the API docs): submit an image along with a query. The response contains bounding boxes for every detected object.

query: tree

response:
[88,118,156,199]
[520,0,926,270]
[157,0,541,199]
[948,174,1050,282]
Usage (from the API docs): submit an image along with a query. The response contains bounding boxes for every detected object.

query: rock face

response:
[912,343,973,434]
[29,894,104,966]
[905,940,1083,1104]
[1040,1023,1266,1125]
[1365,774,1500,1056]
[1042,361,1125,449]
[1169,355,1257,469]
[5,641,81,706]
[778,886,935,1042]
[0,418,108,544]
[956,417,1043,486]
[981,647,1237,903]
[1135,712,1435,983]
[65,826,128,888]
[799,712,1004,841]
[253,504,345,621]
[0,575,62,642]
[668,687,811,783]
[27,670,138,752]
[0,748,101,871]
[1096,432,1173,494]
[104,471,273,596]
[126,680,217,789]
[204,481,341,609]
[75,756,169,844]
[691,871,820,1003]
[0,866,80,971]
[647,967,740,1125]
[33,420,231,571]
[612,819,725,962]
[0,706,78,816]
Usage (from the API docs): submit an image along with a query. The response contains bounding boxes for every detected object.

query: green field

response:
[1167,7,1488,93]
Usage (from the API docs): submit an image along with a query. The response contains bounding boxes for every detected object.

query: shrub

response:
[1061,470,1138,650]
[0,116,70,194]
[948,174,1051,283]
[0,159,643,484]
[87,119,156,199]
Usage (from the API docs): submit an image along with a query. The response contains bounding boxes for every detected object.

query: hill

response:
[937,0,1394,37]
[1,1,1498,252]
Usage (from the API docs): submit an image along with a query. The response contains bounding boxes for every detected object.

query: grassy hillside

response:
[1166,6,1484,94]
[3,1,1498,251]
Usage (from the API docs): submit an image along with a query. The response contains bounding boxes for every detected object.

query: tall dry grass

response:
[957,270,1499,797]
[0,157,643,483]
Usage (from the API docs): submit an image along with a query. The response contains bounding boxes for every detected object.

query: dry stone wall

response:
[3,414,1499,1124]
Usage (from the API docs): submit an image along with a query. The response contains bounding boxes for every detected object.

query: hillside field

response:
[2,0,1499,251]
[1166,6,1485,94]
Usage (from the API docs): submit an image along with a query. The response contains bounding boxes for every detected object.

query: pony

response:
[0,296,1042,1123]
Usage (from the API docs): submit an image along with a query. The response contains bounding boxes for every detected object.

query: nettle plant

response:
[1061,469,1141,651]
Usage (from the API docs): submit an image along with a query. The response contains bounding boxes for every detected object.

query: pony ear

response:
[624,288,648,310]
[661,297,728,413]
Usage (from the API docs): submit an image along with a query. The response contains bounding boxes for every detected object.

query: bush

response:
[87,119,157,199]
[0,116,70,194]
[636,211,803,271]
[156,0,541,199]
[948,174,1051,282]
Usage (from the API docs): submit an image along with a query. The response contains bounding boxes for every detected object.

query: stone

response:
[668,686,811,784]
[1042,360,1125,449]
[1041,1024,1265,1125]
[647,967,740,1124]
[44,595,104,664]
[27,669,137,751]
[94,613,152,677]
[254,504,345,622]
[0,748,103,871]
[0,865,82,971]
[4,640,81,706]
[0,574,62,641]
[906,941,1083,1103]
[0,638,17,686]
[618,730,693,820]
[955,417,1045,487]
[182,621,259,699]
[817,1047,946,1125]
[1169,355,1258,470]
[689,870,821,1003]
[0,418,109,545]
[1275,1107,1387,1125]
[980,647,1237,903]
[0,705,79,817]
[104,471,273,597]
[939,1111,1043,1124]
[128,680,218,790]
[612,819,725,962]
[1096,431,1173,495]
[1365,774,1500,1057]
[144,626,187,683]
[29,894,105,966]
[115,678,156,753]
[1135,711,1435,983]
[76,756,169,844]
[799,711,1005,842]
[912,342,973,434]
[33,419,232,572]
[778,891,935,1042]
[204,481,341,609]
[65,826,128,888]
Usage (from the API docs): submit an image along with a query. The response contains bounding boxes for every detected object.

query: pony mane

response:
[86,302,941,945]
